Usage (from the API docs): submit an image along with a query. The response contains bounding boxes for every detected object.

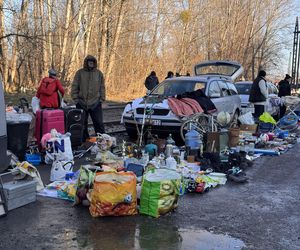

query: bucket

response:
[185,129,202,150]
[229,128,240,147]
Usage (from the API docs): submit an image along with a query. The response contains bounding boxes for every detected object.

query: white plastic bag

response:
[31,96,40,114]
[46,133,74,162]
[50,159,73,182]
[238,111,255,125]
[61,98,67,108]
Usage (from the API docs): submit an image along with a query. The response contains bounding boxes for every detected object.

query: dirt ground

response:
[0,143,300,250]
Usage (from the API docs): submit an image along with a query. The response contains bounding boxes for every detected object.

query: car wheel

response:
[180,114,218,141]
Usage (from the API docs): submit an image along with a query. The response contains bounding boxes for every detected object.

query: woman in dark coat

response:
[278,74,291,118]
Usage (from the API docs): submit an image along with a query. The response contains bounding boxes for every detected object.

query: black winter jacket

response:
[278,80,291,97]
[249,76,267,103]
[145,75,159,91]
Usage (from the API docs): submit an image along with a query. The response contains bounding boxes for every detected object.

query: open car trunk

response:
[194,60,244,82]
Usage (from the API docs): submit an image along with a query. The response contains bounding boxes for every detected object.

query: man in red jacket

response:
[36,69,65,108]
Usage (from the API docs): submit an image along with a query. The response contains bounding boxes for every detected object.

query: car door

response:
[226,81,241,116]
[218,80,234,115]
[206,80,225,113]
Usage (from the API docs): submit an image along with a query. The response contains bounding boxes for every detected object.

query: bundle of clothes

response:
[167,89,217,117]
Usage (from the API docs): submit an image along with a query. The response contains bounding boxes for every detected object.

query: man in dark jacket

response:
[278,74,292,118]
[249,70,268,119]
[145,71,159,91]
[71,55,106,140]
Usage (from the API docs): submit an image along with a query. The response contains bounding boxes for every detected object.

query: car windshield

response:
[235,83,252,95]
[151,79,206,97]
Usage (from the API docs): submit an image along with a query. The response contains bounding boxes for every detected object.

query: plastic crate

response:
[25,153,41,166]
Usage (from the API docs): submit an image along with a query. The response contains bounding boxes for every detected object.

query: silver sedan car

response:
[122,60,243,139]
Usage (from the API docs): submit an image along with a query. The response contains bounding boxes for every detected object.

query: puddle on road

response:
[53,226,245,250]
[135,227,245,250]
[178,229,245,250]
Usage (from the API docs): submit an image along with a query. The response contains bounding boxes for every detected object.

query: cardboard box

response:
[206,131,229,153]
[240,124,257,132]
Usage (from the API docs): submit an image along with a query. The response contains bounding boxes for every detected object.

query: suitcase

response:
[35,109,65,147]
[63,107,85,147]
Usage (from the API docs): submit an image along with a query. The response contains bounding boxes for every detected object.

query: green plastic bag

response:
[140,168,181,218]
[259,112,276,125]
[74,165,96,205]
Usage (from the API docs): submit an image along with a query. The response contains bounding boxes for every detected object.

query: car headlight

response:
[126,110,134,115]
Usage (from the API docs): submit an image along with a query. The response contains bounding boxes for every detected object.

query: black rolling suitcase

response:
[63,107,85,147]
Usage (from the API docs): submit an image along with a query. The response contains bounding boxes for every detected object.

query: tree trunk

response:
[39,0,48,74]
[59,0,72,80]
[99,0,109,71]
[0,0,8,89]
[9,0,29,91]
[47,0,54,68]
[106,0,126,84]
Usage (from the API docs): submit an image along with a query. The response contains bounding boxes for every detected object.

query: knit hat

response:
[258,70,266,77]
[285,74,291,79]
[48,69,57,76]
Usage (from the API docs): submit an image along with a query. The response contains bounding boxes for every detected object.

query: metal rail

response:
[103,105,126,110]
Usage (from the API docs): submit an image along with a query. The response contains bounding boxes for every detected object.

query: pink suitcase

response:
[35,109,65,147]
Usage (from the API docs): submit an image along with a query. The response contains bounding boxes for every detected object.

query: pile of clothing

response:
[168,89,217,117]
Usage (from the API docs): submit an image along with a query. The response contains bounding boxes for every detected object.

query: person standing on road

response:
[145,71,159,91]
[71,55,106,140]
[249,70,268,119]
[278,74,292,118]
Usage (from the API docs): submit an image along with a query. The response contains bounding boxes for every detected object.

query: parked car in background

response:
[122,60,243,139]
[235,81,279,116]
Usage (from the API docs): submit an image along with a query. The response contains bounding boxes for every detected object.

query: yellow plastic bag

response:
[259,112,276,125]
[89,172,137,217]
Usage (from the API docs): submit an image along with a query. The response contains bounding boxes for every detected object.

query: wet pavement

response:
[1,145,300,249]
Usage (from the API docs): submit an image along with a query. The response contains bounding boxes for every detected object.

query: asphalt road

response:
[1,145,300,250]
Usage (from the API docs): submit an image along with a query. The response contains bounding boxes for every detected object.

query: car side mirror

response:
[210,93,221,98]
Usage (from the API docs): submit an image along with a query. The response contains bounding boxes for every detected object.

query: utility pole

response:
[288,52,291,75]
[291,17,300,89]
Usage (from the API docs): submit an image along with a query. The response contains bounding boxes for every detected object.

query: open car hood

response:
[194,60,243,81]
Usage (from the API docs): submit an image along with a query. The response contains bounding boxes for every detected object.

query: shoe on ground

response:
[227,173,248,183]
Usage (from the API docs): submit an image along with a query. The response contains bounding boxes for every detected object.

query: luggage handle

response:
[62,161,73,172]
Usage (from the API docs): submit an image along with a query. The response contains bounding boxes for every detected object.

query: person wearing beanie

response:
[165,71,174,79]
[278,74,292,118]
[249,70,268,119]
[36,68,65,108]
